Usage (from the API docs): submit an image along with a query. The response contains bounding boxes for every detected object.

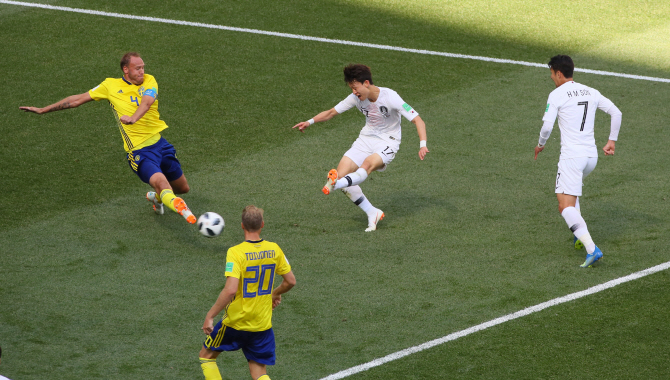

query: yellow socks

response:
[160,188,195,223]
[199,358,222,380]
[160,189,178,212]
[198,357,269,380]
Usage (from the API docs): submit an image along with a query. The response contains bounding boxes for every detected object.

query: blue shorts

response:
[203,321,276,365]
[126,137,183,184]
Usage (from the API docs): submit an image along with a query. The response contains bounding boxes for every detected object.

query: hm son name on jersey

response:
[566,89,591,98]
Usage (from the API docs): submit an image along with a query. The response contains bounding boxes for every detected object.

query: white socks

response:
[342,186,374,213]
[342,185,384,231]
[334,168,368,190]
[561,206,595,254]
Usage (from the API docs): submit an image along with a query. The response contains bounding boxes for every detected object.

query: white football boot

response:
[146,192,164,215]
[365,208,385,232]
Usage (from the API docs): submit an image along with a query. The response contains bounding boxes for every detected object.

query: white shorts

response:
[555,157,598,196]
[344,135,400,172]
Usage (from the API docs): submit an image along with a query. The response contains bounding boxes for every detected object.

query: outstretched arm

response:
[120,95,155,125]
[412,116,429,160]
[292,108,339,133]
[20,92,93,114]
[271,271,296,310]
[202,276,239,335]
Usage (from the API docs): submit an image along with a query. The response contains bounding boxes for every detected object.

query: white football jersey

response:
[334,87,419,143]
[543,81,617,159]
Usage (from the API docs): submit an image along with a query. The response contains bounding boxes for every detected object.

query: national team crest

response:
[135,155,140,161]
[379,106,390,117]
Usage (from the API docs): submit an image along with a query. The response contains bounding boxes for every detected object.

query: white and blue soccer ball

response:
[198,212,225,237]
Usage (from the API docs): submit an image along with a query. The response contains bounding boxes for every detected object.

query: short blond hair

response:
[242,205,264,232]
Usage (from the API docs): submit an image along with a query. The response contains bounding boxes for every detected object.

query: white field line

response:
[2,0,670,83]
[319,260,670,380]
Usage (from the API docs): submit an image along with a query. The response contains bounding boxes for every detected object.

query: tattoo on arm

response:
[46,101,71,113]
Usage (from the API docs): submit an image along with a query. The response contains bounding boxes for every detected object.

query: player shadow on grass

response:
[586,200,665,241]
[377,191,457,220]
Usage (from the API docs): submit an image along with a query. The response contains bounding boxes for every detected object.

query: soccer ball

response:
[198,212,225,237]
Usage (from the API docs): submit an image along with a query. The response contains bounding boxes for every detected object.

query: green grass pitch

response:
[1,1,670,379]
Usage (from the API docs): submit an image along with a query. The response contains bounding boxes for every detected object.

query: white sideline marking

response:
[319,260,670,379]
[2,0,670,83]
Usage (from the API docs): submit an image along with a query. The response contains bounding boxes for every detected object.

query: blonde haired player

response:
[293,64,429,231]
[199,206,296,380]
[535,55,622,267]
[20,52,196,224]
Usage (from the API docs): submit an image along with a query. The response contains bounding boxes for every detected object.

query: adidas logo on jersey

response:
[117,90,123,93]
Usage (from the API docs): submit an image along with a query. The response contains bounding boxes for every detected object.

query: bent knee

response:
[177,184,190,194]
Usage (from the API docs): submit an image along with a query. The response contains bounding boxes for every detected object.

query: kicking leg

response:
[169,174,191,194]
[149,173,195,224]
[333,153,384,190]
[146,174,190,215]
[322,156,359,195]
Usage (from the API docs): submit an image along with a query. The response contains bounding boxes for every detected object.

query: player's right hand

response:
[534,145,544,160]
[19,106,43,114]
[292,121,309,133]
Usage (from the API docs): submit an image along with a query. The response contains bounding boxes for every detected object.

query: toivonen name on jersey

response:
[566,89,591,98]
[245,250,276,261]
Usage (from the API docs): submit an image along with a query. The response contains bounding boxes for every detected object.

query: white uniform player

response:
[334,87,419,170]
[543,81,621,195]
[293,64,429,232]
[535,55,622,268]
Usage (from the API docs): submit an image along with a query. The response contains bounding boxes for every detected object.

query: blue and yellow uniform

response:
[89,74,182,183]
[203,239,292,365]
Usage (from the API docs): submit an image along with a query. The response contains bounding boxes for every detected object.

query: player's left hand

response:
[603,140,616,156]
[120,115,135,124]
[419,147,429,160]
[534,145,544,160]
[272,294,282,310]
[202,318,214,335]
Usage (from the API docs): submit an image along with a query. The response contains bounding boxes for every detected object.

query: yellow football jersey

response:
[89,74,167,153]
[223,239,292,332]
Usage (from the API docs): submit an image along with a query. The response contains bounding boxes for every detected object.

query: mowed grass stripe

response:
[321,260,670,380]
[1,0,669,83]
